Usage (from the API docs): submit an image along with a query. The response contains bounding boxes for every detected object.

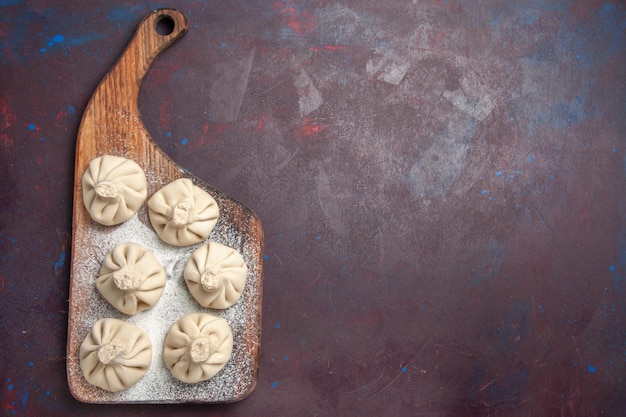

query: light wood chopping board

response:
[66,8,263,403]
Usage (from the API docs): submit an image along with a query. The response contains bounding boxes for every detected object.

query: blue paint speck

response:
[45,389,50,397]
[275,322,280,329]
[601,3,616,12]
[481,189,489,196]
[52,34,65,43]
[263,254,268,260]
[8,384,13,390]
[54,252,66,276]
[0,0,21,7]
[609,265,616,272]
[509,174,515,179]
[527,156,535,163]
[181,138,188,145]
[284,356,289,361]
[28,362,34,367]
[587,365,596,373]
[165,131,172,138]
[496,171,503,177]
[67,106,76,115]
[509,117,515,122]
[271,381,278,388]
[316,235,321,240]
[612,147,617,153]
[28,123,36,131]
[401,366,407,373]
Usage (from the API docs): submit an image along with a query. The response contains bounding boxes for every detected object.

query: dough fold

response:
[163,313,233,383]
[96,243,166,315]
[82,155,147,226]
[148,178,219,246]
[184,242,248,309]
[79,319,152,392]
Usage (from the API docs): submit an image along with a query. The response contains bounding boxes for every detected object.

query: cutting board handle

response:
[75,8,188,166]
[103,8,188,111]
[124,9,189,84]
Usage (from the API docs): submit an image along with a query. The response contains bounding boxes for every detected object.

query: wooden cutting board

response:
[66,9,263,403]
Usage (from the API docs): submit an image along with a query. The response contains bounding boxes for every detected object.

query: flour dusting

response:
[68,198,262,403]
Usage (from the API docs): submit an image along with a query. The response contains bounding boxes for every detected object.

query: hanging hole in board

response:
[155,15,175,36]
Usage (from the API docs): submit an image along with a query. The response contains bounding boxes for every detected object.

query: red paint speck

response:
[414,26,446,51]
[3,377,15,414]
[256,114,270,133]
[197,123,209,146]
[298,118,326,136]
[324,45,346,51]
[310,45,348,52]
[0,98,17,130]
[0,133,13,148]
[54,106,76,122]
[274,1,317,36]
[300,124,324,135]
[192,123,231,148]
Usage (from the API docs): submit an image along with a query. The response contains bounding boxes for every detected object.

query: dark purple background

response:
[1,0,625,415]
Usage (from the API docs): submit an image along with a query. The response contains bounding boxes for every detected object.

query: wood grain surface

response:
[66,9,263,403]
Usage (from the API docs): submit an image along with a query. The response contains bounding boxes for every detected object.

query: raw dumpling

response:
[148,178,219,246]
[79,318,152,392]
[82,155,147,226]
[163,313,233,384]
[96,243,166,315]
[184,242,248,309]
